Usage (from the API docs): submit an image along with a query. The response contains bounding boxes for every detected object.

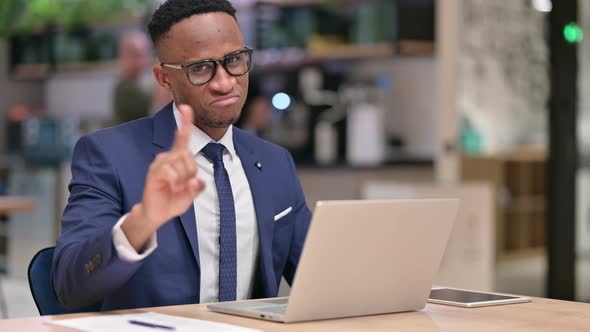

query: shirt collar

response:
[172,103,236,159]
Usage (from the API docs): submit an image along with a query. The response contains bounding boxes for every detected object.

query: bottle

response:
[315,121,338,165]
[346,86,385,166]
[460,116,483,155]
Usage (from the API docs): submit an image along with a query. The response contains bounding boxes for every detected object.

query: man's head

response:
[149,0,249,138]
[118,31,152,80]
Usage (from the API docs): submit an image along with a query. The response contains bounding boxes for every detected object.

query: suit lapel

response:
[233,128,277,297]
[152,103,201,269]
[178,207,200,268]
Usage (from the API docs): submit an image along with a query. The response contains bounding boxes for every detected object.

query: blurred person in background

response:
[52,0,311,311]
[112,31,171,124]
[236,76,271,136]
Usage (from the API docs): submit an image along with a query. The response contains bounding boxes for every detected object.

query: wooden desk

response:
[0,196,35,214]
[1,297,589,331]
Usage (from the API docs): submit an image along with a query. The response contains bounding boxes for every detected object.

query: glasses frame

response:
[161,47,254,86]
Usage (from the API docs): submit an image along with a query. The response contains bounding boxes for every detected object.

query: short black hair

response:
[148,0,237,47]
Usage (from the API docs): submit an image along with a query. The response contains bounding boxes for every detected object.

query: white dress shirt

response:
[112,103,259,303]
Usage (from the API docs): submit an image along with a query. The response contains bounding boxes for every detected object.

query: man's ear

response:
[153,65,172,91]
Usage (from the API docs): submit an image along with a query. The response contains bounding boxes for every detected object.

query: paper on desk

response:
[47,312,261,332]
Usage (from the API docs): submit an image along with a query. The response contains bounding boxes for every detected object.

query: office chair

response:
[28,247,102,315]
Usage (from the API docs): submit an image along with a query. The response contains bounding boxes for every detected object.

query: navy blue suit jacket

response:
[52,103,312,311]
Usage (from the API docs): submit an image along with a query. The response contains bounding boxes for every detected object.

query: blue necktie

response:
[201,143,237,302]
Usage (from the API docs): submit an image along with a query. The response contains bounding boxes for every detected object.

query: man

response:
[52,0,312,311]
[113,31,172,124]
[236,76,271,136]
[112,31,153,124]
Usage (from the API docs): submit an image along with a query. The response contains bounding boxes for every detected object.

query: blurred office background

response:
[0,0,586,318]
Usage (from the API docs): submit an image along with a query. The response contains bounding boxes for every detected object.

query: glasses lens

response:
[224,51,251,76]
[187,61,215,85]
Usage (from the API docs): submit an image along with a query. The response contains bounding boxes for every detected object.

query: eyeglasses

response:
[161,47,253,86]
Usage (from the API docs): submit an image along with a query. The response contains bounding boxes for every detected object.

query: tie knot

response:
[201,143,225,165]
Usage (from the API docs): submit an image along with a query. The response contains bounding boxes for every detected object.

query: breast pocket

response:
[272,206,295,269]
[274,206,293,222]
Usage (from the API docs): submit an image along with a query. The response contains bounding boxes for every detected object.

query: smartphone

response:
[428,287,531,308]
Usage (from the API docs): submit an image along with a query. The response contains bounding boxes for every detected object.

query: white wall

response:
[45,67,119,120]
[350,56,437,158]
[458,0,549,154]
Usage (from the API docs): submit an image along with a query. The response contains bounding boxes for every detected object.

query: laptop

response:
[208,199,459,323]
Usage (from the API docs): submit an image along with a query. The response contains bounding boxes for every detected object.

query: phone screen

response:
[429,288,520,304]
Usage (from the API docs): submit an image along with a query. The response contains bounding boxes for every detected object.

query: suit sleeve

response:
[51,135,149,309]
[281,149,312,285]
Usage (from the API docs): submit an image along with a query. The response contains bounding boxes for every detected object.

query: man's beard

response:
[196,112,239,128]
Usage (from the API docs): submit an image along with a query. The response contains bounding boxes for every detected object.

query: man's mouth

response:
[210,96,240,107]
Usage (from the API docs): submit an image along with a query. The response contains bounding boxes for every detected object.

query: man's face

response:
[156,12,248,129]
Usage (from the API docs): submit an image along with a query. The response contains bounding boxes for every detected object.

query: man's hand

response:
[122,104,205,252]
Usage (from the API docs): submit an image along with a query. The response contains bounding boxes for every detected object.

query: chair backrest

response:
[28,247,102,315]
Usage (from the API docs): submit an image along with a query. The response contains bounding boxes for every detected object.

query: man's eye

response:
[226,55,240,64]
[191,63,211,72]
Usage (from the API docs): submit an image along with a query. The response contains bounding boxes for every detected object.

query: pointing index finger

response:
[174,104,194,151]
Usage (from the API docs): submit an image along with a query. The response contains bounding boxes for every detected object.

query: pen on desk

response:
[128,319,176,330]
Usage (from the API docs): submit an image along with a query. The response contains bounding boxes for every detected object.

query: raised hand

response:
[123,104,205,252]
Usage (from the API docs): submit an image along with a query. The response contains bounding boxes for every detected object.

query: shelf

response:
[398,40,435,56]
[308,43,395,61]
[497,247,545,262]
[502,147,546,162]
[505,196,545,213]
[86,14,143,30]
[256,0,325,7]
[13,60,119,79]
[256,0,370,7]
[13,41,434,78]
[12,64,51,80]
[55,60,118,72]
[0,197,36,214]
[296,156,434,170]
[461,148,547,260]
[255,40,433,71]
[473,147,546,163]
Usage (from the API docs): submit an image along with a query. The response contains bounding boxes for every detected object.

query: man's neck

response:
[195,123,229,142]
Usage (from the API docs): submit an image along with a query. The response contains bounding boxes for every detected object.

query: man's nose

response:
[208,63,236,93]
